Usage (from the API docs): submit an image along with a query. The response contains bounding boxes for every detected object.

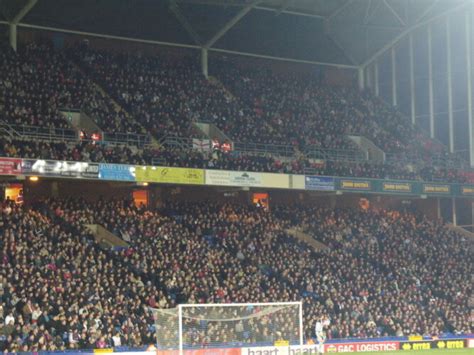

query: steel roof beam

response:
[205,0,260,49]
[275,0,294,16]
[16,22,356,69]
[209,47,357,69]
[326,0,354,21]
[383,0,406,27]
[169,0,202,45]
[361,0,470,67]
[12,0,37,24]
[255,6,323,19]
[415,0,439,23]
[364,0,381,25]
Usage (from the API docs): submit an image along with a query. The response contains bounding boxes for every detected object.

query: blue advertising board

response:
[305,176,335,191]
[99,163,136,181]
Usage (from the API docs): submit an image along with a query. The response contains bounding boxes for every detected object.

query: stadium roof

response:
[0,0,470,68]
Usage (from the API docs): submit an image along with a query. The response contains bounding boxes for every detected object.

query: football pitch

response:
[352,350,472,355]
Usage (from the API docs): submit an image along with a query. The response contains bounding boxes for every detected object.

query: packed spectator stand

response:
[0,40,472,183]
[0,39,473,352]
[0,198,472,351]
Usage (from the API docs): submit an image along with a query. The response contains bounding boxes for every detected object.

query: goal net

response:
[151,302,303,353]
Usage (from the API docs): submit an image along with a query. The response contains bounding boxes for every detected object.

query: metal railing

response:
[233,141,296,158]
[305,147,366,163]
[103,132,151,147]
[157,135,367,163]
[0,122,152,147]
[0,123,78,141]
[385,151,472,171]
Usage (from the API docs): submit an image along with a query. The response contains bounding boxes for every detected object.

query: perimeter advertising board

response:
[381,181,412,194]
[21,159,99,179]
[422,184,451,195]
[135,166,204,185]
[206,170,263,187]
[324,341,399,353]
[400,339,465,350]
[241,346,319,355]
[338,179,372,191]
[461,186,474,196]
[99,164,136,181]
[305,176,335,191]
[0,158,21,175]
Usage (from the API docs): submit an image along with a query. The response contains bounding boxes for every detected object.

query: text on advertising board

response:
[382,182,412,193]
[135,166,204,185]
[99,164,136,181]
[399,340,465,350]
[305,176,335,191]
[21,159,99,179]
[325,341,399,353]
[422,184,450,194]
[205,170,263,187]
[461,186,474,195]
[0,158,21,175]
[340,180,371,191]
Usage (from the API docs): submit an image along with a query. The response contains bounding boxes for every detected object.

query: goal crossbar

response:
[177,301,302,308]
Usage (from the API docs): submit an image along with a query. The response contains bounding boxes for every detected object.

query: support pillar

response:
[374,60,379,97]
[9,24,17,51]
[409,33,416,125]
[358,67,365,90]
[437,198,441,220]
[7,0,38,52]
[201,48,208,79]
[446,17,454,153]
[466,10,474,167]
[391,46,397,106]
[366,63,372,90]
[428,25,435,139]
[452,198,457,226]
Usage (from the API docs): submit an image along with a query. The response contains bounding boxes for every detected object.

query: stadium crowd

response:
[1,41,472,183]
[2,196,471,351]
[0,42,144,134]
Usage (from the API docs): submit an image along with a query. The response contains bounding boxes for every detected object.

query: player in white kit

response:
[315,315,329,355]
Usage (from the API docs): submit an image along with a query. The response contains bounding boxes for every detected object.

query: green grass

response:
[352,350,472,355]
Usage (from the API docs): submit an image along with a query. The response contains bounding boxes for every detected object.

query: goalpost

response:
[151,302,304,354]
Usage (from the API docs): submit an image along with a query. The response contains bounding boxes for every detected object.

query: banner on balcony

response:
[21,159,99,179]
[99,164,136,181]
[135,166,204,185]
[305,176,335,191]
[0,158,22,175]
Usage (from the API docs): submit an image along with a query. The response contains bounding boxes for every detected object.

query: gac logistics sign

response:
[0,158,21,175]
[21,159,99,179]
[382,181,412,193]
[305,176,335,191]
[324,341,399,353]
[339,179,371,191]
[422,184,451,194]
[400,339,465,350]
[99,163,135,181]
[135,166,204,185]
